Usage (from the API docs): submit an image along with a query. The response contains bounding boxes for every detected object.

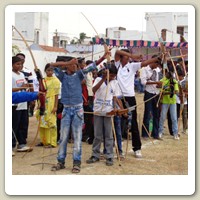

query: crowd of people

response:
[12,45,188,173]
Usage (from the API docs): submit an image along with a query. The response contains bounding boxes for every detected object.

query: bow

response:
[146,14,168,107]
[12,25,47,116]
[12,25,47,156]
[167,51,186,133]
[179,48,187,76]
[80,13,122,165]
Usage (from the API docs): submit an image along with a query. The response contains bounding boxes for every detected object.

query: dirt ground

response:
[12,93,188,175]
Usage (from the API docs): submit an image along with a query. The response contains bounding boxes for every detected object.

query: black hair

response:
[176,64,182,72]
[168,65,174,73]
[151,54,158,59]
[177,58,182,63]
[12,56,22,65]
[151,54,161,65]
[77,57,85,64]
[109,64,118,75]
[16,53,25,58]
[120,49,130,59]
[86,60,93,65]
[177,68,184,76]
[44,63,51,71]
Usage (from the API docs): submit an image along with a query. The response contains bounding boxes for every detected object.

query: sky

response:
[11,5,147,45]
[47,5,147,45]
[10,5,192,46]
[48,11,146,39]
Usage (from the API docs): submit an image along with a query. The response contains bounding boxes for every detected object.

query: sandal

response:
[72,165,80,173]
[51,162,65,171]
[36,142,44,147]
[44,145,56,148]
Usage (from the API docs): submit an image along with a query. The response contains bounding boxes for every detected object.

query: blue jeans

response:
[57,104,84,166]
[114,116,123,154]
[142,91,159,138]
[159,104,178,136]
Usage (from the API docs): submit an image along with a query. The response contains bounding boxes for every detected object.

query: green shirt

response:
[160,77,179,104]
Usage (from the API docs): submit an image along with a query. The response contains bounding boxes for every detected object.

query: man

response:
[114,49,161,158]
[140,55,162,139]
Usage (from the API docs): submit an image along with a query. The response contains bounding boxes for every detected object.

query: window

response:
[114,31,120,39]
[177,26,184,36]
[60,40,67,48]
[36,31,39,44]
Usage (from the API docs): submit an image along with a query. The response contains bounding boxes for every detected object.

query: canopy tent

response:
[92,37,188,48]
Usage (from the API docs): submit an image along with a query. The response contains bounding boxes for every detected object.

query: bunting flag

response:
[92,38,188,48]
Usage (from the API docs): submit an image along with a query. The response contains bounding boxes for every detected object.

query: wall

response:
[15,49,67,77]
[15,12,49,45]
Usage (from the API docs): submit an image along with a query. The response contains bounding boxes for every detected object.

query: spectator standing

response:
[35,64,60,148]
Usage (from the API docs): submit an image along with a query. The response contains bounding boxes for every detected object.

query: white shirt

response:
[12,71,27,110]
[176,77,188,105]
[32,76,39,92]
[115,61,141,96]
[93,77,122,113]
[140,65,160,94]
[86,72,94,96]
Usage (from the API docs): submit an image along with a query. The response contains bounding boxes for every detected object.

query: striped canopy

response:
[92,38,188,48]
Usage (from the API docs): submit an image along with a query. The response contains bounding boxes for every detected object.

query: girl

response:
[36,64,60,147]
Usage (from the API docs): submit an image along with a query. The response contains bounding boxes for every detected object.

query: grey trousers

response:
[92,115,114,159]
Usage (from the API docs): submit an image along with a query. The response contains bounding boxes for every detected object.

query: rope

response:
[83,92,160,116]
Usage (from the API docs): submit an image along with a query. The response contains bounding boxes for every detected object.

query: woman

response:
[36,64,60,147]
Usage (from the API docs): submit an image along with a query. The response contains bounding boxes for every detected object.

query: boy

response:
[12,56,31,152]
[158,69,179,140]
[50,58,98,173]
[86,64,123,166]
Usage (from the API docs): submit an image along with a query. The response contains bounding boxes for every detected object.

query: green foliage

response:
[12,45,21,55]
[79,32,87,43]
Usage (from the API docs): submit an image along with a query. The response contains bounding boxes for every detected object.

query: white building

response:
[145,12,188,42]
[106,12,188,42]
[52,30,71,48]
[12,12,68,76]
[13,12,49,46]
[106,26,149,41]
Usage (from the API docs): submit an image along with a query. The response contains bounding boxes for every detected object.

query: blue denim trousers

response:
[114,115,123,154]
[57,104,84,166]
[142,91,159,138]
[159,103,178,136]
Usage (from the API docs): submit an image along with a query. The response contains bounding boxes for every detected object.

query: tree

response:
[79,32,87,44]
[12,45,21,55]
[70,39,76,44]
[70,37,79,44]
